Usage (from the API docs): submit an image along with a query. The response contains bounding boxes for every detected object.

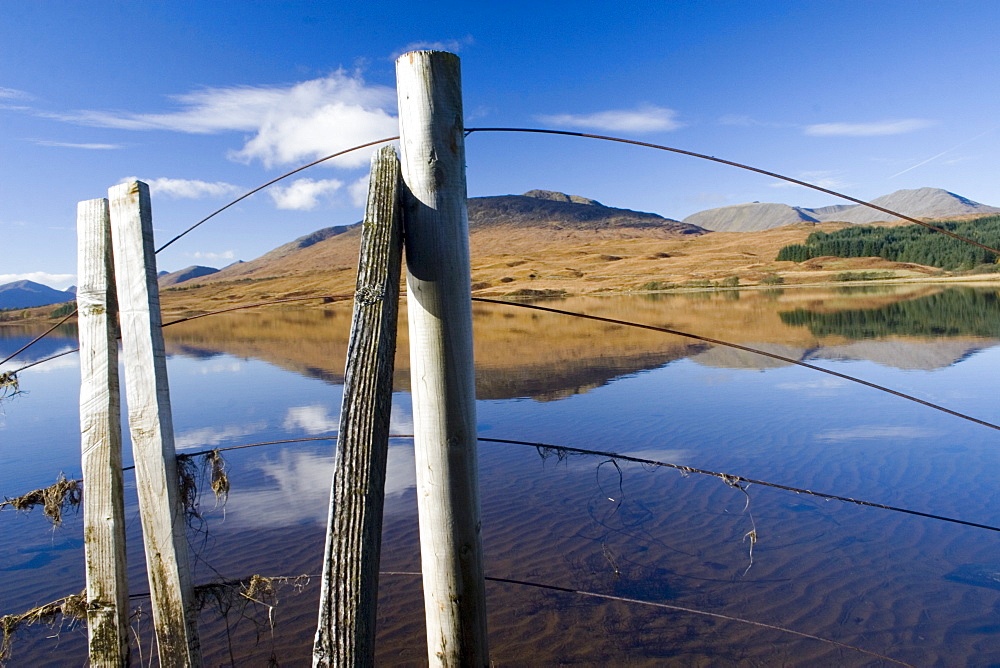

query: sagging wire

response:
[472,297,1000,433]
[465,127,1000,258]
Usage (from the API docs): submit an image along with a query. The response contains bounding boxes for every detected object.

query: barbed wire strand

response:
[377,571,912,666]
[471,297,1000,433]
[466,127,1000,257]
[154,137,398,254]
[7,293,1000,437]
[477,437,1000,533]
[80,432,1000,533]
[114,570,908,665]
[0,309,77,368]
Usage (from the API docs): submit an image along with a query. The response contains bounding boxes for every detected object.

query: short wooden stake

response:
[396,50,489,666]
[313,145,403,667]
[109,181,201,667]
[78,197,130,666]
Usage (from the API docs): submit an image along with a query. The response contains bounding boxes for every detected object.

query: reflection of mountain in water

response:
[155,288,1000,399]
[779,288,1000,339]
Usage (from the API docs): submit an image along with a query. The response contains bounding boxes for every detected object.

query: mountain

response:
[817,187,1000,224]
[0,280,76,309]
[684,188,1000,232]
[469,190,704,234]
[209,224,357,280]
[159,265,220,287]
[683,202,820,232]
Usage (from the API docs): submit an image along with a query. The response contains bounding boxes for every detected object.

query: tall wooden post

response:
[313,146,404,667]
[78,197,130,666]
[109,181,201,667]
[396,50,489,666]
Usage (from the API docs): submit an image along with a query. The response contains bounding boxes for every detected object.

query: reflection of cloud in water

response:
[285,404,340,435]
[775,377,846,396]
[815,425,943,442]
[187,360,247,375]
[0,347,79,374]
[224,442,416,527]
[175,421,267,450]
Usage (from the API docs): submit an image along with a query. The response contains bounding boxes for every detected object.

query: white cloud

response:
[391,36,474,59]
[284,404,340,435]
[174,421,267,450]
[769,170,850,190]
[0,346,78,374]
[52,71,398,168]
[269,177,343,210]
[348,174,370,207]
[538,105,683,133]
[0,87,31,100]
[186,250,237,262]
[33,140,121,150]
[0,272,76,290]
[119,176,243,199]
[805,119,936,137]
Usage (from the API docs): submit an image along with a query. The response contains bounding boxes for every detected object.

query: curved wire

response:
[465,127,1000,257]
[154,136,398,254]
[471,296,1000,433]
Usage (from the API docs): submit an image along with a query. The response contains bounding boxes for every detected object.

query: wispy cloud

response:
[392,35,474,59]
[284,404,340,435]
[32,139,122,150]
[538,105,683,133]
[50,71,397,168]
[348,174,370,207]
[0,272,76,290]
[769,170,851,190]
[269,177,343,211]
[805,119,936,137]
[186,250,237,262]
[119,176,243,199]
[175,421,267,450]
[0,87,31,101]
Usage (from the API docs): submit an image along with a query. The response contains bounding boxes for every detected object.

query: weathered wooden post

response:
[109,181,201,667]
[78,197,130,666]
[313,146,403,667]
[396,50,489,666]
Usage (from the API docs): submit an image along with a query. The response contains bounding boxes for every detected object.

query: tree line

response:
[776,215,1000,271]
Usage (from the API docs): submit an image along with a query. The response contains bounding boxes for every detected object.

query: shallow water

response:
[2,286,999,665]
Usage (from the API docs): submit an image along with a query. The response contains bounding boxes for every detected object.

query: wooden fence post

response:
[313,145,403,667]
[108,181,201,667]
[78,197,130,666]
[395,50,489,666]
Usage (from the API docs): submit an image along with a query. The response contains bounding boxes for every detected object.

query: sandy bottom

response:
[4,438,1000,667]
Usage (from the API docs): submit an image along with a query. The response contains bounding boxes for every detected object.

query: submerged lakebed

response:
[2,285,1000,664]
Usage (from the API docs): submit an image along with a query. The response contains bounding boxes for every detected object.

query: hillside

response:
[158,265,220,287]
[823,187,1000,224]
[0,280,75,309]
[685,188,1000,232]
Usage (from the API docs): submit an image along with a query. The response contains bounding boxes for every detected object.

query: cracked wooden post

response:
[396,50,489,666]
[313,145,403,667]
[109,181,201,667]
[78,197,130,666]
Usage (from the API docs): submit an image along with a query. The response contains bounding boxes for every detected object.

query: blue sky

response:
[3,1,1000,289]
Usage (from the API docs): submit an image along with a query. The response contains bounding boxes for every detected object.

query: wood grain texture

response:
[108,181,201,667]
[313,146,403,667]
[396,50,489,667]
[77,197,130,666]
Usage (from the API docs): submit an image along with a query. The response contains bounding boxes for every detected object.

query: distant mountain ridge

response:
[159,265,220,287]
[685,188,1000,232]
[0,280,75,309]
[468,189,705,234]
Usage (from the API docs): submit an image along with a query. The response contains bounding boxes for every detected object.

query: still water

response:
[2,285,1000,665]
